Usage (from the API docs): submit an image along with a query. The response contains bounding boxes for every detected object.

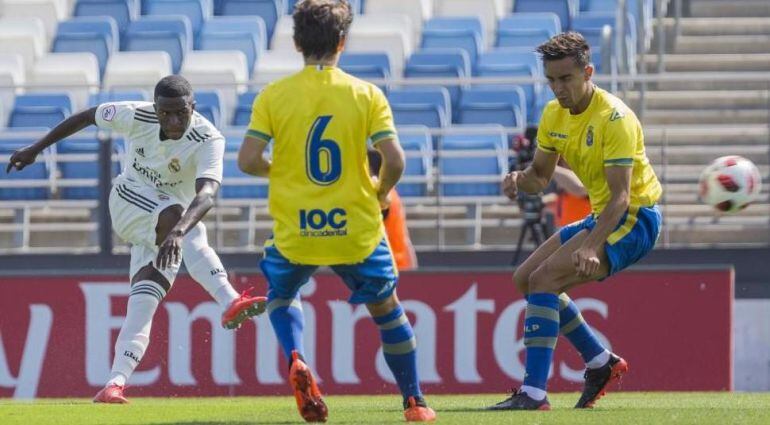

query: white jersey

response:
[95,101,225,205]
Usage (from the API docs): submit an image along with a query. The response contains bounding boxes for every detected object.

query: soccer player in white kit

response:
[6,75,267,403]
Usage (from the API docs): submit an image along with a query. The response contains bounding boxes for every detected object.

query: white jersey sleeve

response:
[95,102,147,133]
[195,134,225,183]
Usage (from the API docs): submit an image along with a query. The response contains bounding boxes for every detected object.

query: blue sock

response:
[558,293,606,363]
[267,293,305,361]
[523,293,560,392]
[373,304,421,399]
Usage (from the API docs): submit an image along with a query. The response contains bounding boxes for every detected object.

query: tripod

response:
[512,201,552,266]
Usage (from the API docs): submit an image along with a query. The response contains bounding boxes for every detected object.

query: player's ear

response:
[584,64,594,80]
[337,35,346,53]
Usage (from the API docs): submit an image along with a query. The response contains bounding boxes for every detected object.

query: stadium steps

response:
[690,0,770,18]
[644,125,769,146]
[670,17,770,37]
[624,90,770,110]
[645,145,769,165]
[642,53,770,72]
[672,35,770,54]
[642,109,769,125]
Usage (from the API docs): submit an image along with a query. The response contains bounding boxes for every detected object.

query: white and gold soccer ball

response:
[699,155,762,213]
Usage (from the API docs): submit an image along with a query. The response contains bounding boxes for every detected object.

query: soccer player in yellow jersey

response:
[237,1,436,422]
[488,33,662,411]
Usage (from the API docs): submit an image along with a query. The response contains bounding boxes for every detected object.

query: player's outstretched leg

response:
[487,293,558,411]
[369,298,436,422]
[575,353,629,408]
[182,223,266,329]
[94,277,166,404]
[289,350,328,422]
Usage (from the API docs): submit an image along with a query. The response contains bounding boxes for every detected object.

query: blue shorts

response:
[259,238,398,304]
[559,204,662,277]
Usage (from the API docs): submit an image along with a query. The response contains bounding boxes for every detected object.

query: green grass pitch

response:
[2,393,769,424]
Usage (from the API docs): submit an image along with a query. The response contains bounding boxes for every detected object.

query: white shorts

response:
[109,176,183,284]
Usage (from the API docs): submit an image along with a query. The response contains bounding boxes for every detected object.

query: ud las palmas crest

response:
[586,125,594,147]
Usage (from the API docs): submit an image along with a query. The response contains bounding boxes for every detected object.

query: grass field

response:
[1,393,769,424]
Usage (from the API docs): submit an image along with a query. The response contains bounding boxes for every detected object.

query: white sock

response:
[109,280,163,383]
[587,350,611,369]
[107,372,127,387]
[520,385,547,401]
[182,223,239,309]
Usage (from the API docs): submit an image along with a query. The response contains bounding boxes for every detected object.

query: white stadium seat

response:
[181,50,249,124]
[365,0,432,35]
[345,25,410,77]
[435,0,506,46]
[1,0,69,44]
[0,18,47,74]
[29,52,100,111]
[103,51,173,91]
[0,54,25,128]
[270,16,295,52]
[254,49,304,84]
[352,14,415,51]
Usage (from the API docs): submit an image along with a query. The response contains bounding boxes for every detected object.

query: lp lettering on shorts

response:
[299,209,348,237]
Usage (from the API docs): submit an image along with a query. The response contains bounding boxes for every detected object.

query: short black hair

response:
[293,0,353,60]
[154,75,193,99]
[536,32,591,68]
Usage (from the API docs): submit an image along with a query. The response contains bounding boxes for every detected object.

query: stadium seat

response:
[28,53,101,111]
[0,54,26,128]
[388,87,451,129]
[424,17,483,43]
[396,125,432,197]
[181,51,248,124]
[198,32,262,78]
[457,86,526,128]
[351,14,416,51]
[269,16,294,51]
[0,136,51,200]
[74,0,141,34]
[253,50,303,83]
[221,136,268,199]
[194,90,223,127]
[439,126,508,196]
[9,93,73,129]
[391,103,446,129]
[1,0,67,43]
[217,0,281,42]
[57,134,122,200]
[338,52,392,79]
[0,18,48,73]
[573,12,637,73]
[232,90,256,126]
[143,0,212,39]
[88,89,149,106]
[103,51,173,91]
[345,27,410,78]
[434,0,505,45]
[514,0,576,33]
[365,0,431,36]
[197,16,267,76]
[496,13,561,48]
[405,49,470,113]
[477,48,544,124]
[420,29,482,70]
[475,63,539,126]
[54,17,120,77]
[122,16,193,73]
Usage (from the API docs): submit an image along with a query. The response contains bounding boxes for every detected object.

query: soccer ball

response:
[699,155,762,213]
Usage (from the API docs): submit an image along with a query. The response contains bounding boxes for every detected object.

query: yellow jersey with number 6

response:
[247,65,396,265]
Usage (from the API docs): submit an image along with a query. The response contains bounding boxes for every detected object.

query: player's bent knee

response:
[513,268,530,295]
[528,264,556,293]
[366,293,399,316]
[154,204,184,245]
[131,262,171,292]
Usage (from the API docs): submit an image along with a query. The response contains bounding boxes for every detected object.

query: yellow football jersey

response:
[247,65,396,265]
[537,86,662,215]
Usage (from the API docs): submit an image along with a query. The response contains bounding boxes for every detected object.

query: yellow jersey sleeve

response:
[536,106,558,153]
[602,109,636,167]
[368,87,396,144]
[246,87,272,143]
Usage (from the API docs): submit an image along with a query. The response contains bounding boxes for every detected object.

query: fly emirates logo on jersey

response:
[131,157,183,190]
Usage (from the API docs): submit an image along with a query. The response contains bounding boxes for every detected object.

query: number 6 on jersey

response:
[305,115,341,185]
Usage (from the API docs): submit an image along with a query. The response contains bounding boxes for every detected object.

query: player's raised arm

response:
[6,106,97,173]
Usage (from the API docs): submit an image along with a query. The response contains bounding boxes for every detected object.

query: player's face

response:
[154,95,194,140]
[544,57,593,111]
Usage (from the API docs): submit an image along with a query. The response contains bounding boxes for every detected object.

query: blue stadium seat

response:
[74,0,140,34]
[221,137,268,199]
[197,15,267,49]
[57,16,120,51]
[232,91,257,126]
[572,11,637,73]
[53,33,112,78]
[57,134,122,199]
[122,16,193,73]
[424,17,483,42]
[388,87,451,129]
[339,53,391,78]
[89,90,149,106]
[217,0,280,42]
[496,13,561,48]
[9,94,73,128]
[197,32,261,77]
[143,0,211,38]
[405,49,470,112]
[439,128,508,196]
[396,125,432,197]
[194,90,222,127]
[421,29,482,69]
[477,48,543,124]
[514,0,575,32]
[0,136,50,200]
[457,86,526,128]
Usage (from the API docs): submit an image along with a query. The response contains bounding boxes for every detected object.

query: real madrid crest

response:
[586,125,594,147]
[168,158,181,173]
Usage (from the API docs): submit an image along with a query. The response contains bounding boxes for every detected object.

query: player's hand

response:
[502,171,519,200]
[572,246,601,277]
[6,145,40,173]
[156,230,184,270]
[377,190,392,211]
